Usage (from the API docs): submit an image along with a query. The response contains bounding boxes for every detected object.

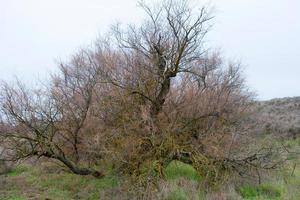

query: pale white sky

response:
[0,0,299,100]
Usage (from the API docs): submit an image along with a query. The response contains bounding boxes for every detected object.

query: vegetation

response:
[1,151,300,199]
[0,0,299,199]
[0,163,120,200]
[164,161,201,182]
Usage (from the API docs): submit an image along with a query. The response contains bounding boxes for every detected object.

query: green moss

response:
[165,161,201,182]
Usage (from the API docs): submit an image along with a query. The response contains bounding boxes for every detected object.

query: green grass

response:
[6,166,28,177]
[236,137,300,200]
[1,144,299,200]
[165,161,201,182]
[284,137,300,149]
[0,194,27,200]
[238,184,281,200]
[2,162,300,200]
[0,164,120,200]
[162,161,204,200]
[27,171,119,199]
[239,186,260,199]
[238,163,300,200]
[279,162,300,200]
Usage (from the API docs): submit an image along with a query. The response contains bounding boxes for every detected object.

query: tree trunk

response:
[56,154,104,178]
[150,77,171,118]
[39,152,104,178]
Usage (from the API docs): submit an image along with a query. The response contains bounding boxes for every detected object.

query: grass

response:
[160,179,204,200]
[1,162,300,200]
[1,161,204,200]
[0,140,299,200]
[238,154,300,200]
[6,166,28,177]
[162,161,204,200]
[0,163,120,200]
[166,189,189,200]
[0,191,27,200]
[239,184,282,200]
[164,161,201,182]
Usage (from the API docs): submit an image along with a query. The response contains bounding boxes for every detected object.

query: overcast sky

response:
[1,0,299,100]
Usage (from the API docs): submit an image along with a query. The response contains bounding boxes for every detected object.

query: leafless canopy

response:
[112,0,213,118]
[0,0,286,183]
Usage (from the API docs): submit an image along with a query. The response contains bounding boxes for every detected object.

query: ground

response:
[1,154,300,200]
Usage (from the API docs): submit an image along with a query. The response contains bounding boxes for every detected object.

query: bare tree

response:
[0,0,287,185]
[0,56,104,177]
[99,1,286,183]
[112,0,213,121]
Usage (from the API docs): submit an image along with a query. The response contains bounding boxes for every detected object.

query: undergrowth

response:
[0,146,299,200]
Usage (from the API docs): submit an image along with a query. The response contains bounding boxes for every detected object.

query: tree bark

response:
[150,77,171,118]
[38,151,104,178]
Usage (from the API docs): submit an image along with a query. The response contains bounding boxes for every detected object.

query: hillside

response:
[252,96,300,137]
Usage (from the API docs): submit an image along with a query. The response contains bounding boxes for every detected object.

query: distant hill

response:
[252,96,300,137]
